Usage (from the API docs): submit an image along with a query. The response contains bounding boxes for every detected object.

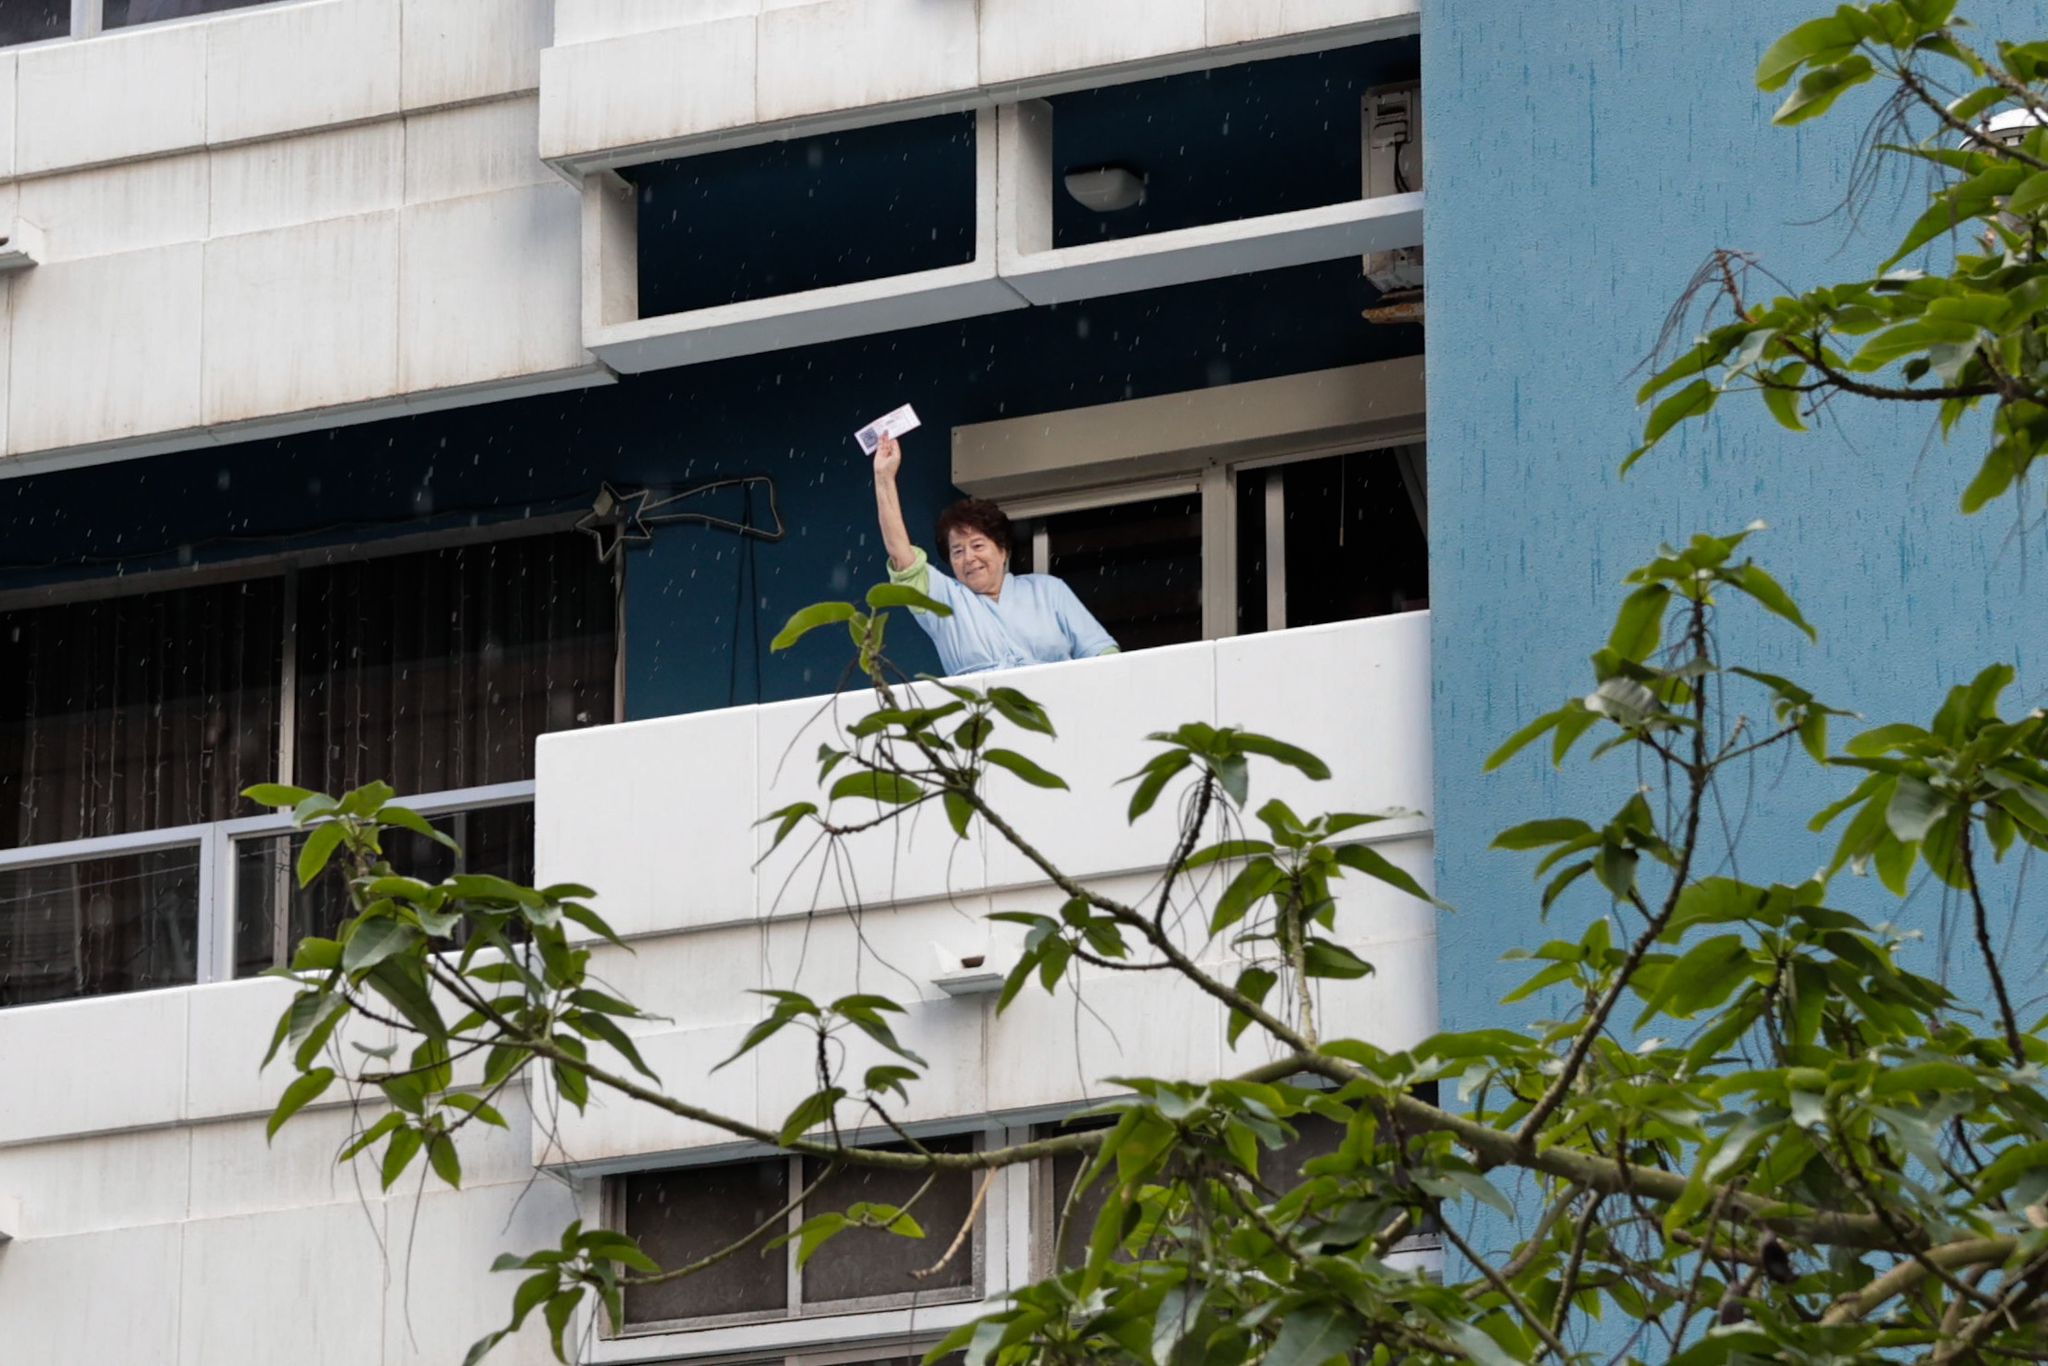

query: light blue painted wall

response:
[1424,0,2048,1048]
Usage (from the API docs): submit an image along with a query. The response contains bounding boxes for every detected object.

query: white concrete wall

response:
[0,0,600,475]
[532,614,1438,1170]
[0,615,1435,1361]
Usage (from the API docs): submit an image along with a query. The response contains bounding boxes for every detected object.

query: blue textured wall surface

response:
[1425,0,2048,1051]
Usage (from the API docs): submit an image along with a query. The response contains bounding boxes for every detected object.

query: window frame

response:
[997,435,1426,641]
[0,514,620,996]
[604,1138,990,1340]
[952,357,1426,641]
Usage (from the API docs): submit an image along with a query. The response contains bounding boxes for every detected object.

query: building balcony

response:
[531,609,1436,1173]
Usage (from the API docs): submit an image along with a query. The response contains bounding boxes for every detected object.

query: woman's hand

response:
[873,433,903,481]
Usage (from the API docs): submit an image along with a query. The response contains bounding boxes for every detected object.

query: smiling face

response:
[947,525,1009,597]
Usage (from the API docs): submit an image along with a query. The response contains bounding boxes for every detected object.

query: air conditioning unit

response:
[1362,82,1422,296]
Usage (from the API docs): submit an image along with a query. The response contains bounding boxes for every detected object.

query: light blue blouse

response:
[888,548,1119,676]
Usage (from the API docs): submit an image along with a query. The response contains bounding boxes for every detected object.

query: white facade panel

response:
[546,1020,763,1164]
[177,1203,390,1366]
[554,0,762,47]
[532,702,761,940]
[16,150,211,263]
[0,53,17,180]
[7,242,204,453]
[755,0,980,124]
[1206,0,1417,47]
[202,210,403,424]
[400,0,551,109]
[16,22,208,174]
[0,987,189,1143]
[0,1125,191,1239]
[0,1223,184,1362]
[537,18,758,165]
[205,0,404,147]
[977,0,1207,88]
[397,182,588,394]
[403,95,554,204]
[384,1180,585,1366]
[753,685,992,917]
[209,120,407,239]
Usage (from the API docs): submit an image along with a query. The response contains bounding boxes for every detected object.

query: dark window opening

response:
[0,848,198,1008]
[1237,444,1427,633]
[1013,492,1204,652]
[0,1,67,46]
[1048,37,1419,248]
[232,800,535,976]
[0,530,615,1003]
[103,0,281,28]
[618,1137,981,1333]
[630,113,978,318]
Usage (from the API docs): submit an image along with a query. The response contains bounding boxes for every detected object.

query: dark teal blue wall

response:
[1423,1,2048,1036]
[0,260,1418,718]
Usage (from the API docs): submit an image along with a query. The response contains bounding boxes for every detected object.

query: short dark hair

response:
[935,498,1012,559]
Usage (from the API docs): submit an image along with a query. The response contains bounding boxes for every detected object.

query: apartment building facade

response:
[0,0,2027,1362]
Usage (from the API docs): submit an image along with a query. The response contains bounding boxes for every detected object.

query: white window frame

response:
[0,514,615,998]
[952,357,1425,641]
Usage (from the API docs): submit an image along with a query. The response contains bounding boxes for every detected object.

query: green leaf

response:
[866,583,953,616]
[1886,774,1945,842]
[987,686,1056,736]
[1725,563,1816,640]
[428,1132,462,1188]
[297,823,348,888]
[1124,750,1192,821]
[1485,709,1564,771]
[380,804,461,852]
[381,1126,424,1190]
[1266,1306,1357,1366]
[1302,940,1373,979]
[828,770,925,805]
[342,917,419,975]
[1493,818,1594,851]
[267,1067,335,1141]
[1229,967,1278,1044]
[1211,859,1283,933]
[1607,584,1671,662]
[1333,843,1440,906]
[1773,54,1874,125]
[1232,733,1332,781]
[983,748,1069,790]
[771,601,859,651]
[1755,15,1857,90]
[244,783,316,809]
[1642,377,1717,445]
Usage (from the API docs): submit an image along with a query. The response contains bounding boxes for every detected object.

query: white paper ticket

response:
[854,404,922,454]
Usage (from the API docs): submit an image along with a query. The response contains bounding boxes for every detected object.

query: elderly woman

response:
[872,433,1118,675]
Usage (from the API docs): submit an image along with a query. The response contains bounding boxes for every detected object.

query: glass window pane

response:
[0,1,67,46]
[801,1137,977,1302]
[0,847,200,1006]
[621,1158,791,1326]
[0,578,284,850]
[295,533,615,797]
[234,802,531,975]
[1039,493,1202,652]
[103,0,281,28]
[1235,445,1428,633]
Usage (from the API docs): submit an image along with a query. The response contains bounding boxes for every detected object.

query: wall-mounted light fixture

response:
[1064,166,1146,213]
[0,220,44,274]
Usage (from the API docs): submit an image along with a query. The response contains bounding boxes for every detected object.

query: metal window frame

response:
[604,1129,1006,1345]
[995,431,1426,642]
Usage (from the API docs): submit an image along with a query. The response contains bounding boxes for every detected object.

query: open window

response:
[955,357,1426,650]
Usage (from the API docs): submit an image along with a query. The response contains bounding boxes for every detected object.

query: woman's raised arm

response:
[872,434,918,572]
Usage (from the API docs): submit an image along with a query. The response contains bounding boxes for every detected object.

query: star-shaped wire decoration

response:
[577,476,788,564]
[576,482,654,564]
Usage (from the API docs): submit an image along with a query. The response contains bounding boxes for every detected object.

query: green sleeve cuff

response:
[889,546,932,597]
